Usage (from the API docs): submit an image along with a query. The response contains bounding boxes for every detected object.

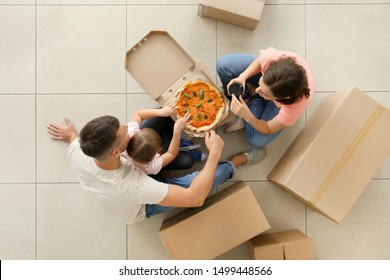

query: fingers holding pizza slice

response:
[173,80,226,134]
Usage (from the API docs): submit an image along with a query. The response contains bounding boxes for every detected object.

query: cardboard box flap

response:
[125,30,195,100]
[199,0,264,20]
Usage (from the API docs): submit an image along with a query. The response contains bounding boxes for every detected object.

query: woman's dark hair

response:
[79,115,120,160]
[126,128,162,164]
[263,57,310,105]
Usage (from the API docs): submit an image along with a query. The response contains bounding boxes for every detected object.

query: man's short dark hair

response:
[79,115,120,160]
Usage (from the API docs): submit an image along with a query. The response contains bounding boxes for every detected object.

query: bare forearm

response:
[166,130,181,158]
[246,115,271,135]
[187,151,221,204]
[160,130,181,167]
[137,108,166,119]
[239,58,262,81]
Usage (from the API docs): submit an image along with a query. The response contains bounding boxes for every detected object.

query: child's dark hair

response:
[263,57,310,105]
[126,128,162,164]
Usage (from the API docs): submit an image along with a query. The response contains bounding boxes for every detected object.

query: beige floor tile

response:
[0,95,35,183]
[4,0,37,3]
[307,0,390,3]
[217,117,304,181]
[307,4,390,91]
[217,5,306,61]
[36,6,126,94]
[37,183,126,259]
[307,180,390,259]
[126,5,217,93]
[36,94,126,183]
[127,0,197,4]
[126,93,160,119]
[268,0,304,3]
[37,0,125,4]
[0,6,35,94]
[0,184,35,260]
[127,213,171,260]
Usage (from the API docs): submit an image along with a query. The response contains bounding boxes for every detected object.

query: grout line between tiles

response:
[34,0,38,261]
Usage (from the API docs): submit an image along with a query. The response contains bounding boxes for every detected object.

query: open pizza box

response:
[125,30,231,137]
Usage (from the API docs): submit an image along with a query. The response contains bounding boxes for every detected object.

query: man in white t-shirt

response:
[47,115,239,224]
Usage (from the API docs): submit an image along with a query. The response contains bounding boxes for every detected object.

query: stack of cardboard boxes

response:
[125,1,390,259]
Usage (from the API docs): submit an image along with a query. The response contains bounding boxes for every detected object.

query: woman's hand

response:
[227,77,246,96]
[229,95,253,122]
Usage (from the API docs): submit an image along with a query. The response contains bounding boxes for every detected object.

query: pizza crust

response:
[173,80,225,133]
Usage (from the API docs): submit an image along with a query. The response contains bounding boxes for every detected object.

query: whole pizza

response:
[174,80,225,133]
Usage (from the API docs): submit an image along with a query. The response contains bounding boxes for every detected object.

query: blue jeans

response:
[217,54,282,148]
[145,161,235,218]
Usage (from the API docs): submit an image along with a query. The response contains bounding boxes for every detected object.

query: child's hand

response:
[160,104,177,117]
[174,111,191,132]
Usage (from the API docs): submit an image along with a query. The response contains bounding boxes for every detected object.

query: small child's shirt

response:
[122,122,163,175]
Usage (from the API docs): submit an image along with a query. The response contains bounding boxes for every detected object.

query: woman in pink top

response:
[216,47,315,165]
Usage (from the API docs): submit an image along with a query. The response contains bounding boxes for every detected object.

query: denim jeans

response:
[217,54,282,148]
[145,161,235,218]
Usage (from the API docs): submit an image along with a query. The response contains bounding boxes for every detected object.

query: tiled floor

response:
[1,0,389,260]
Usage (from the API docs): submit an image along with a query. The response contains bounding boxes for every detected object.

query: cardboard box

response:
[268,87,390,223]
[198,0,266,30]
[125,30,230,137]
[159,181,271,260]
[248,230,314,260]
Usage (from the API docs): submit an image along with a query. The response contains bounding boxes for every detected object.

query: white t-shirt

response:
[68,139,168,224]
[123,122,163,175]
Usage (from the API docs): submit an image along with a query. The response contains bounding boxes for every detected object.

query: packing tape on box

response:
[310,105,385,204]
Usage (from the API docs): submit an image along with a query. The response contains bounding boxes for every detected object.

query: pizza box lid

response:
[125,30,231,136]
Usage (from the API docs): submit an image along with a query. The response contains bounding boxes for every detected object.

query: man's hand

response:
[204,130,224,159]
[47,118,78,144]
